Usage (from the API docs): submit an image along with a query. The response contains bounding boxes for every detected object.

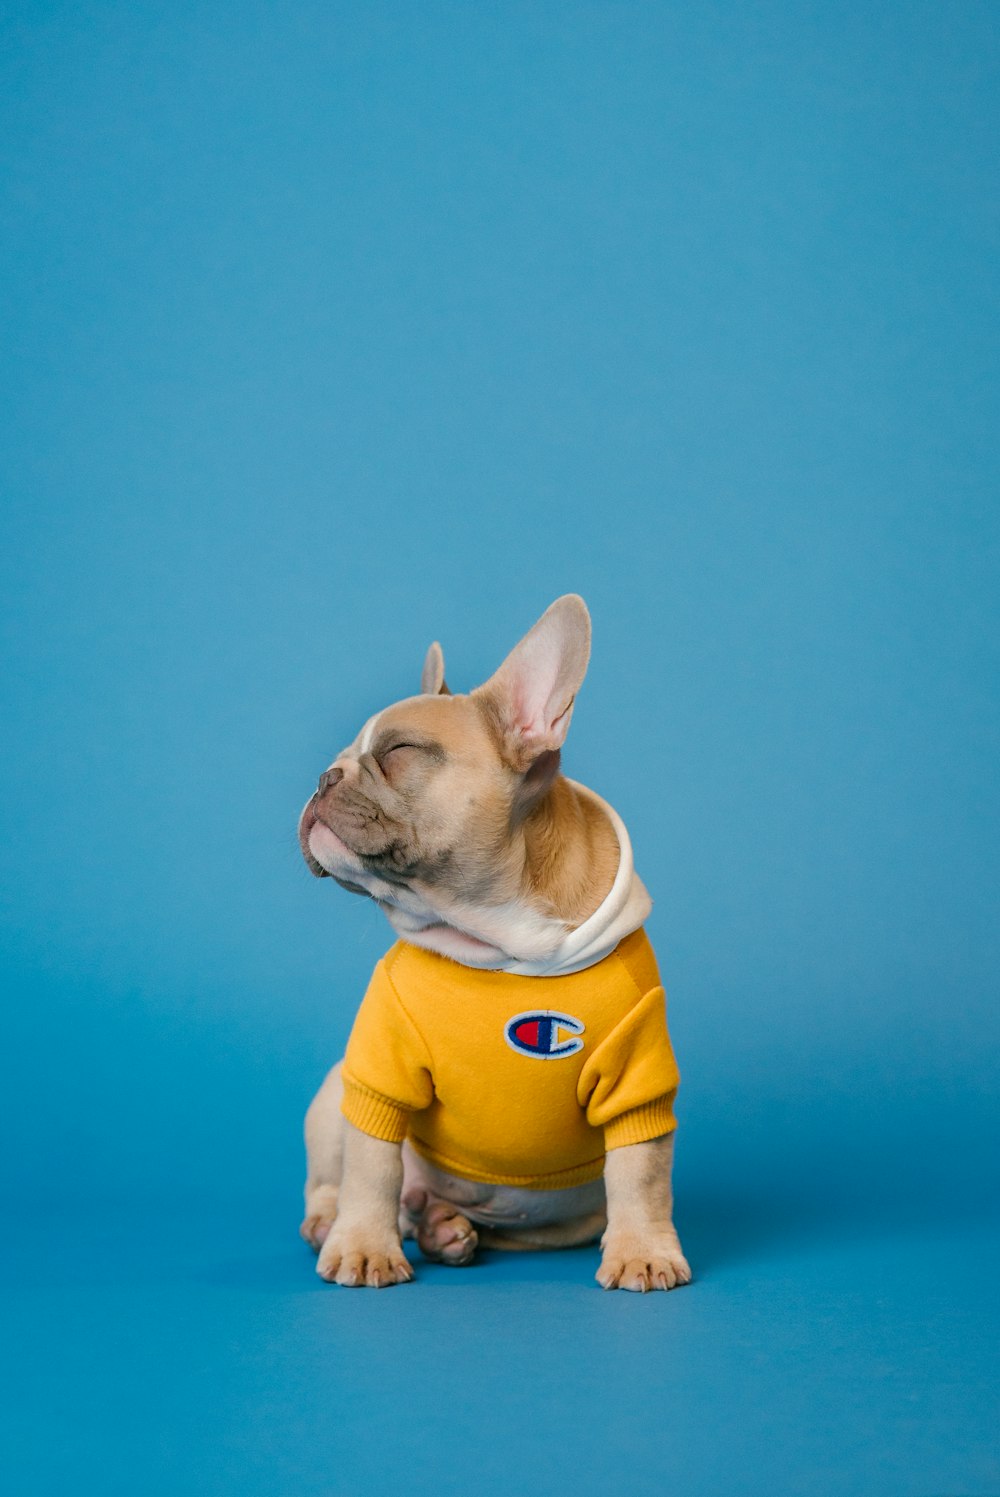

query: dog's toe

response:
[417,1201,478,1266]
[597,1236,692,1293]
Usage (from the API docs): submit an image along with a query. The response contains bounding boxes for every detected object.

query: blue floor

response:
[4,1192,997,1497]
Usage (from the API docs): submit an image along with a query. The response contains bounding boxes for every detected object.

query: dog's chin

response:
[306,815,493,952]
[306,820,364,882]
[306,820,411,905]
[302,847,330,878]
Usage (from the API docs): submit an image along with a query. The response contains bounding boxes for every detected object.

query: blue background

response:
[2,3,998,1493]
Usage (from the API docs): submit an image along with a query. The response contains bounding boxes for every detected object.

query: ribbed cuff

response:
[603,1095,677,1151]
[340,1076,411,1143]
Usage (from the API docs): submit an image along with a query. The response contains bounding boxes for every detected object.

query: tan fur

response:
[299,596,690,1291]
[520,776,621,925]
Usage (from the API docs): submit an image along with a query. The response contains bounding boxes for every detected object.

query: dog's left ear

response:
[473,594,591,772]
[421,640,452,696]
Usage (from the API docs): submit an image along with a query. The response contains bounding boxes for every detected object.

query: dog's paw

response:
[315,1228,414,1288]
[415,1200,478,1266]
[596,1231,692,1293]
[300,1212,336,1250]
[300,1185,339,1250]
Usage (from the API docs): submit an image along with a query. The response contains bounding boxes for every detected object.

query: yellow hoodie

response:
[340,926,679,1190]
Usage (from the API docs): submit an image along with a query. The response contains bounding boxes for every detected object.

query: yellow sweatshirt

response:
[340,926,679,1190]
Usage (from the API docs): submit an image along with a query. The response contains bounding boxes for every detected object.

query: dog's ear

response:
[421,640,452,696]
[473,594,591,771]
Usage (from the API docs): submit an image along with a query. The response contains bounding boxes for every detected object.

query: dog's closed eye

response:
[377,738,447,772]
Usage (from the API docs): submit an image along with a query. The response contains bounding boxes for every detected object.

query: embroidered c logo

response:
[504,1010,585,1059]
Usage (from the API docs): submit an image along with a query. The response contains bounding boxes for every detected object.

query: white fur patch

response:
[356,710,383,755]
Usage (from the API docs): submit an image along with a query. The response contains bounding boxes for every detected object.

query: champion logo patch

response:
[504,1009,585,1059]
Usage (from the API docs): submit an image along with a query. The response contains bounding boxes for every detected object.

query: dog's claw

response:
[597,1236,691,1293]
[315,1235,414,1287]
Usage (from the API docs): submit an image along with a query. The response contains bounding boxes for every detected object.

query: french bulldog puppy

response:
[298,595,691,1293]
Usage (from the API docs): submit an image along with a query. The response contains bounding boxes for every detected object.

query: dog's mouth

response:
[299,801,351,879]
[300,800,417,901]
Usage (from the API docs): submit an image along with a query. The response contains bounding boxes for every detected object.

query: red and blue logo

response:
[504,1009,585,1060]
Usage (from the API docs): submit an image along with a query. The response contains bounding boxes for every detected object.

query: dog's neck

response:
[520,774,620,925]
[379,777,653,976]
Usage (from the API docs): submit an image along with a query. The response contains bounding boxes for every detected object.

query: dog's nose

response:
[317,767,344,795]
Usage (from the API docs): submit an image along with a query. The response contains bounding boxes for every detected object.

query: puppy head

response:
[298,595,592,948]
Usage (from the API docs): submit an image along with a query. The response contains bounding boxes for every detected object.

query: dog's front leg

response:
[597,1133,692,1293]
[315,1121,413,1288]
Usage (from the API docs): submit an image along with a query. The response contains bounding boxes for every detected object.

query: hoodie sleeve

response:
[576,983,680,1150]
[340,956,435,1143]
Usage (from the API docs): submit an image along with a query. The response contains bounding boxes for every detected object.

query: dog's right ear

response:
[421,640,452,696]
[473,594,592,772]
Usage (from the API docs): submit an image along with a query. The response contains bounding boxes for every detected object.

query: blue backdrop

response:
[2,4,997,1494]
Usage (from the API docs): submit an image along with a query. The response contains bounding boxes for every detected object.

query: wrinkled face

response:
[298,595,592,953]
[298,693,518,913]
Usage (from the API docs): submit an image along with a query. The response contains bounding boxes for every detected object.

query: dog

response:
[297,594,691,1293]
